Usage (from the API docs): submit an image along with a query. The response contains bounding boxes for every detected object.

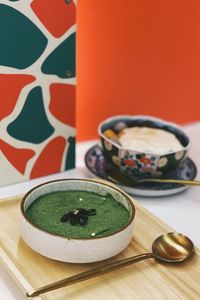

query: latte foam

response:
[118,127,183,155]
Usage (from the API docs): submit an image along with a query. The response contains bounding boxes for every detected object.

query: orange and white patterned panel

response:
[0,0,76,186]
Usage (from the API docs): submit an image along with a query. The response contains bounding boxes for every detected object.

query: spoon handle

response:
[142,179,200,185]
[26,253,154,298]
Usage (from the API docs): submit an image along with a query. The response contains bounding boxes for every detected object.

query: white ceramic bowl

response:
[20,178,135,263]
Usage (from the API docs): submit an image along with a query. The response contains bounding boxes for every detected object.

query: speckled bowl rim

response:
[21,178,136,241]
[98,115,191,156]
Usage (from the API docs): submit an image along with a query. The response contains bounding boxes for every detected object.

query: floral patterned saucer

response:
[85,144,197,197]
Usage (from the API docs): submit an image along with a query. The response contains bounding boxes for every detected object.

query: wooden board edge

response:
[0,194,24,204]
[0,240,43,300]
[133,198,200,254]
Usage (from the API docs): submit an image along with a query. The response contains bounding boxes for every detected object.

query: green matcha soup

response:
[26,191,131,238]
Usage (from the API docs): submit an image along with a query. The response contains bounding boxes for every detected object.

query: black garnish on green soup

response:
[26,191,130,238]
[60,208,96,226]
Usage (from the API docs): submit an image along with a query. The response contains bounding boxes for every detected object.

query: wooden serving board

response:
[0,194,200,300]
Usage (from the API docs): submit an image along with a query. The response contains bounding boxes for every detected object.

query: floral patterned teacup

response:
[98,115,190,179]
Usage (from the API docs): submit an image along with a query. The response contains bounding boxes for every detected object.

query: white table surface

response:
[1,122,200,300]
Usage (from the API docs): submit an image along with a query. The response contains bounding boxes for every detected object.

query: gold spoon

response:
[26,232,194,298]
[105,168,200,187]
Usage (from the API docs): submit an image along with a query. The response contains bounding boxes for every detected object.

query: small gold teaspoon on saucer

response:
[26,232,194,298]
[105,169,200,186]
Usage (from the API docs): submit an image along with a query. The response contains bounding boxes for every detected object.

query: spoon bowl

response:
[27,232,194,298]
[152,232,194,262]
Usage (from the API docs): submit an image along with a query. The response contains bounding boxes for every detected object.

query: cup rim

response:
[98,114,191,156]
[21,178,136,241]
